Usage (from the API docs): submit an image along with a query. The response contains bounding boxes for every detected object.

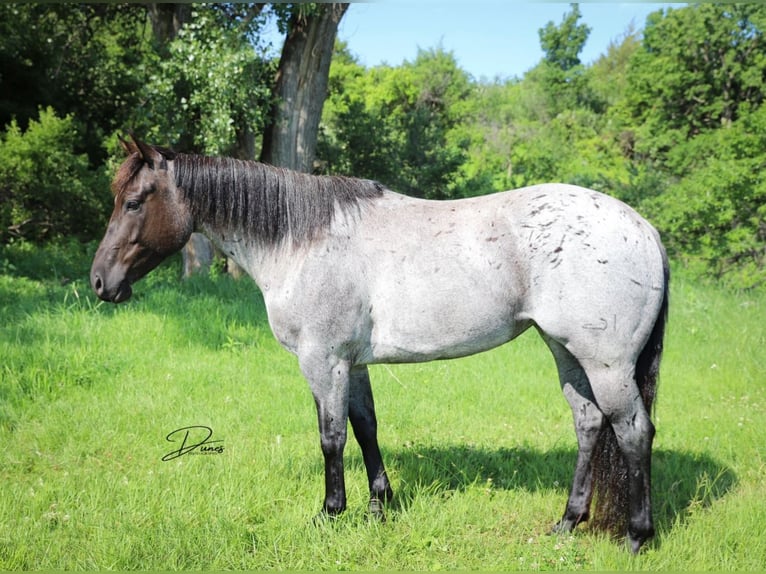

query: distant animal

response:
[91,136,669,553]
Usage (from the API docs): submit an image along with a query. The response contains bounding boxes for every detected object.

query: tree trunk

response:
[149,3,348,276]
[261,3,349,171]
[147,3,190,53]
[182,232,215,277]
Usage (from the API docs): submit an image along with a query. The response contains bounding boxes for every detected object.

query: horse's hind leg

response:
[543,336,605,533]
[580,358,656,552]
[349,365,393,518]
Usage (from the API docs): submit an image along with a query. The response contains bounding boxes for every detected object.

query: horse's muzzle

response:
[91,270,133,303]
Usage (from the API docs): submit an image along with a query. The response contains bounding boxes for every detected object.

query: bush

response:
[0,107,111,243]
[641,106,766,289]
[0,237,97,283]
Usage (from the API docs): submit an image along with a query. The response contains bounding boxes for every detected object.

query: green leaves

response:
[319,46,472,199]
[642,105,766,288]
[622,4,766,288]
[0,3,152,165]
[0,108,110,243]
[538,3,591,72]
[627,4,766,150]
[1,3,765,287]
[535,3,593,115]
[139,7,275,157]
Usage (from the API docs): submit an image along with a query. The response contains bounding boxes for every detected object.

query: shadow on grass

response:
[0,251,272,422]
[1,243,271,344]
[135,269,272,345]
[387,443,736,536]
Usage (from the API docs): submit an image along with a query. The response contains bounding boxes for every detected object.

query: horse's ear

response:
[155,145,177,162]
[132,135,157,168]
[118,134,138,156]
[125,132,175,169]
[126,132,163,170]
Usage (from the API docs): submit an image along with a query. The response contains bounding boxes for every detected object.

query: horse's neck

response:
[197,223,287,288]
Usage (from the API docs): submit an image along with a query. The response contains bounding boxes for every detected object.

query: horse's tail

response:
[590,253,670,535]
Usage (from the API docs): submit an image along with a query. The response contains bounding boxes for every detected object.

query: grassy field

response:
[1,241,764,570]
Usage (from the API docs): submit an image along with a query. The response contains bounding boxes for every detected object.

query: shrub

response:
[0,107,111,243]
[641,106,766,289]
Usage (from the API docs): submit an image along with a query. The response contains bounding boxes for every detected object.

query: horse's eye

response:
[125,200,141,212]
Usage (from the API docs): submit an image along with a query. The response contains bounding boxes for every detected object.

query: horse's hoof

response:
[549,519,574,535]
[368,497,386,522]
[627,528,654,554]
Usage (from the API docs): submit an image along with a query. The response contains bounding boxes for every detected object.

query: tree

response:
[147,3,192,52]
[138,4,348,274]
[538,3,591,72]
[0,3,151,165]
[535,3,592,114]
[261,3,349,171]
[318,45,472,198]
[625,3,766,161]
[141,4,275,276]
[452,4,630,198]
[587,23,640,109]
[140,5,274,158]
[0,108,110,243]
[622,3,766,286]
[641,105,766,288]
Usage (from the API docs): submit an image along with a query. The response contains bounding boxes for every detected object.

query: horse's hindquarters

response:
[519,186,667,368]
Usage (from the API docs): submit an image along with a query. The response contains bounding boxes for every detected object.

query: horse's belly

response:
[365,273,529,363]
[367,325,522,363]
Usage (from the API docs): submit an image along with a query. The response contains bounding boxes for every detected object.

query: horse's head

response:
[90,136,193,303]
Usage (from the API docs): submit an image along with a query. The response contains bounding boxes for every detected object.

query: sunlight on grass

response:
[1,255,764,569]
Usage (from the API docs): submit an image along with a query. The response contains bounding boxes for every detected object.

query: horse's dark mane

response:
[173,154,385,245]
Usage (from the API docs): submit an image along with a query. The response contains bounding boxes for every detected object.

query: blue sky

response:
[336,2,680,80]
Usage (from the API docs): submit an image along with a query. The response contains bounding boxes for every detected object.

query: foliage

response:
[319,45,473,199]
[0,236,97,283]
[625,4,766,158]
[642,105,766,288]
[620,4,766,287]
[588,24,641,110]
[450,48,632,197]
[315,3,766,288]
[2,3,766,287]
[0,3,151,165]
[535,3,593,114]
[0,108,110,243]
[138,6,276,157]
[539,3,591,72]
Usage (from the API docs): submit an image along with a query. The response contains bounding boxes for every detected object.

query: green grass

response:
[1,243,764,570]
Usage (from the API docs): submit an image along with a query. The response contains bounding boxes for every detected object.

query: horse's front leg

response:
[302,354,351,516]
[349,365,393,519]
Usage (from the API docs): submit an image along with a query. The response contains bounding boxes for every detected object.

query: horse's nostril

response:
[93,275,103,292]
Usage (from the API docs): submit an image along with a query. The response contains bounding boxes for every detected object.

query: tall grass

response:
[1,244,764,570]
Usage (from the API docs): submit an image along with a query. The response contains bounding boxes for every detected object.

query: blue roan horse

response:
[91,137,669,553]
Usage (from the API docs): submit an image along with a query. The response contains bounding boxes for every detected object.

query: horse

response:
[91,136,669,553]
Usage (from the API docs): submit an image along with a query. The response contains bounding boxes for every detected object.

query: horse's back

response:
[354,190,530,362]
